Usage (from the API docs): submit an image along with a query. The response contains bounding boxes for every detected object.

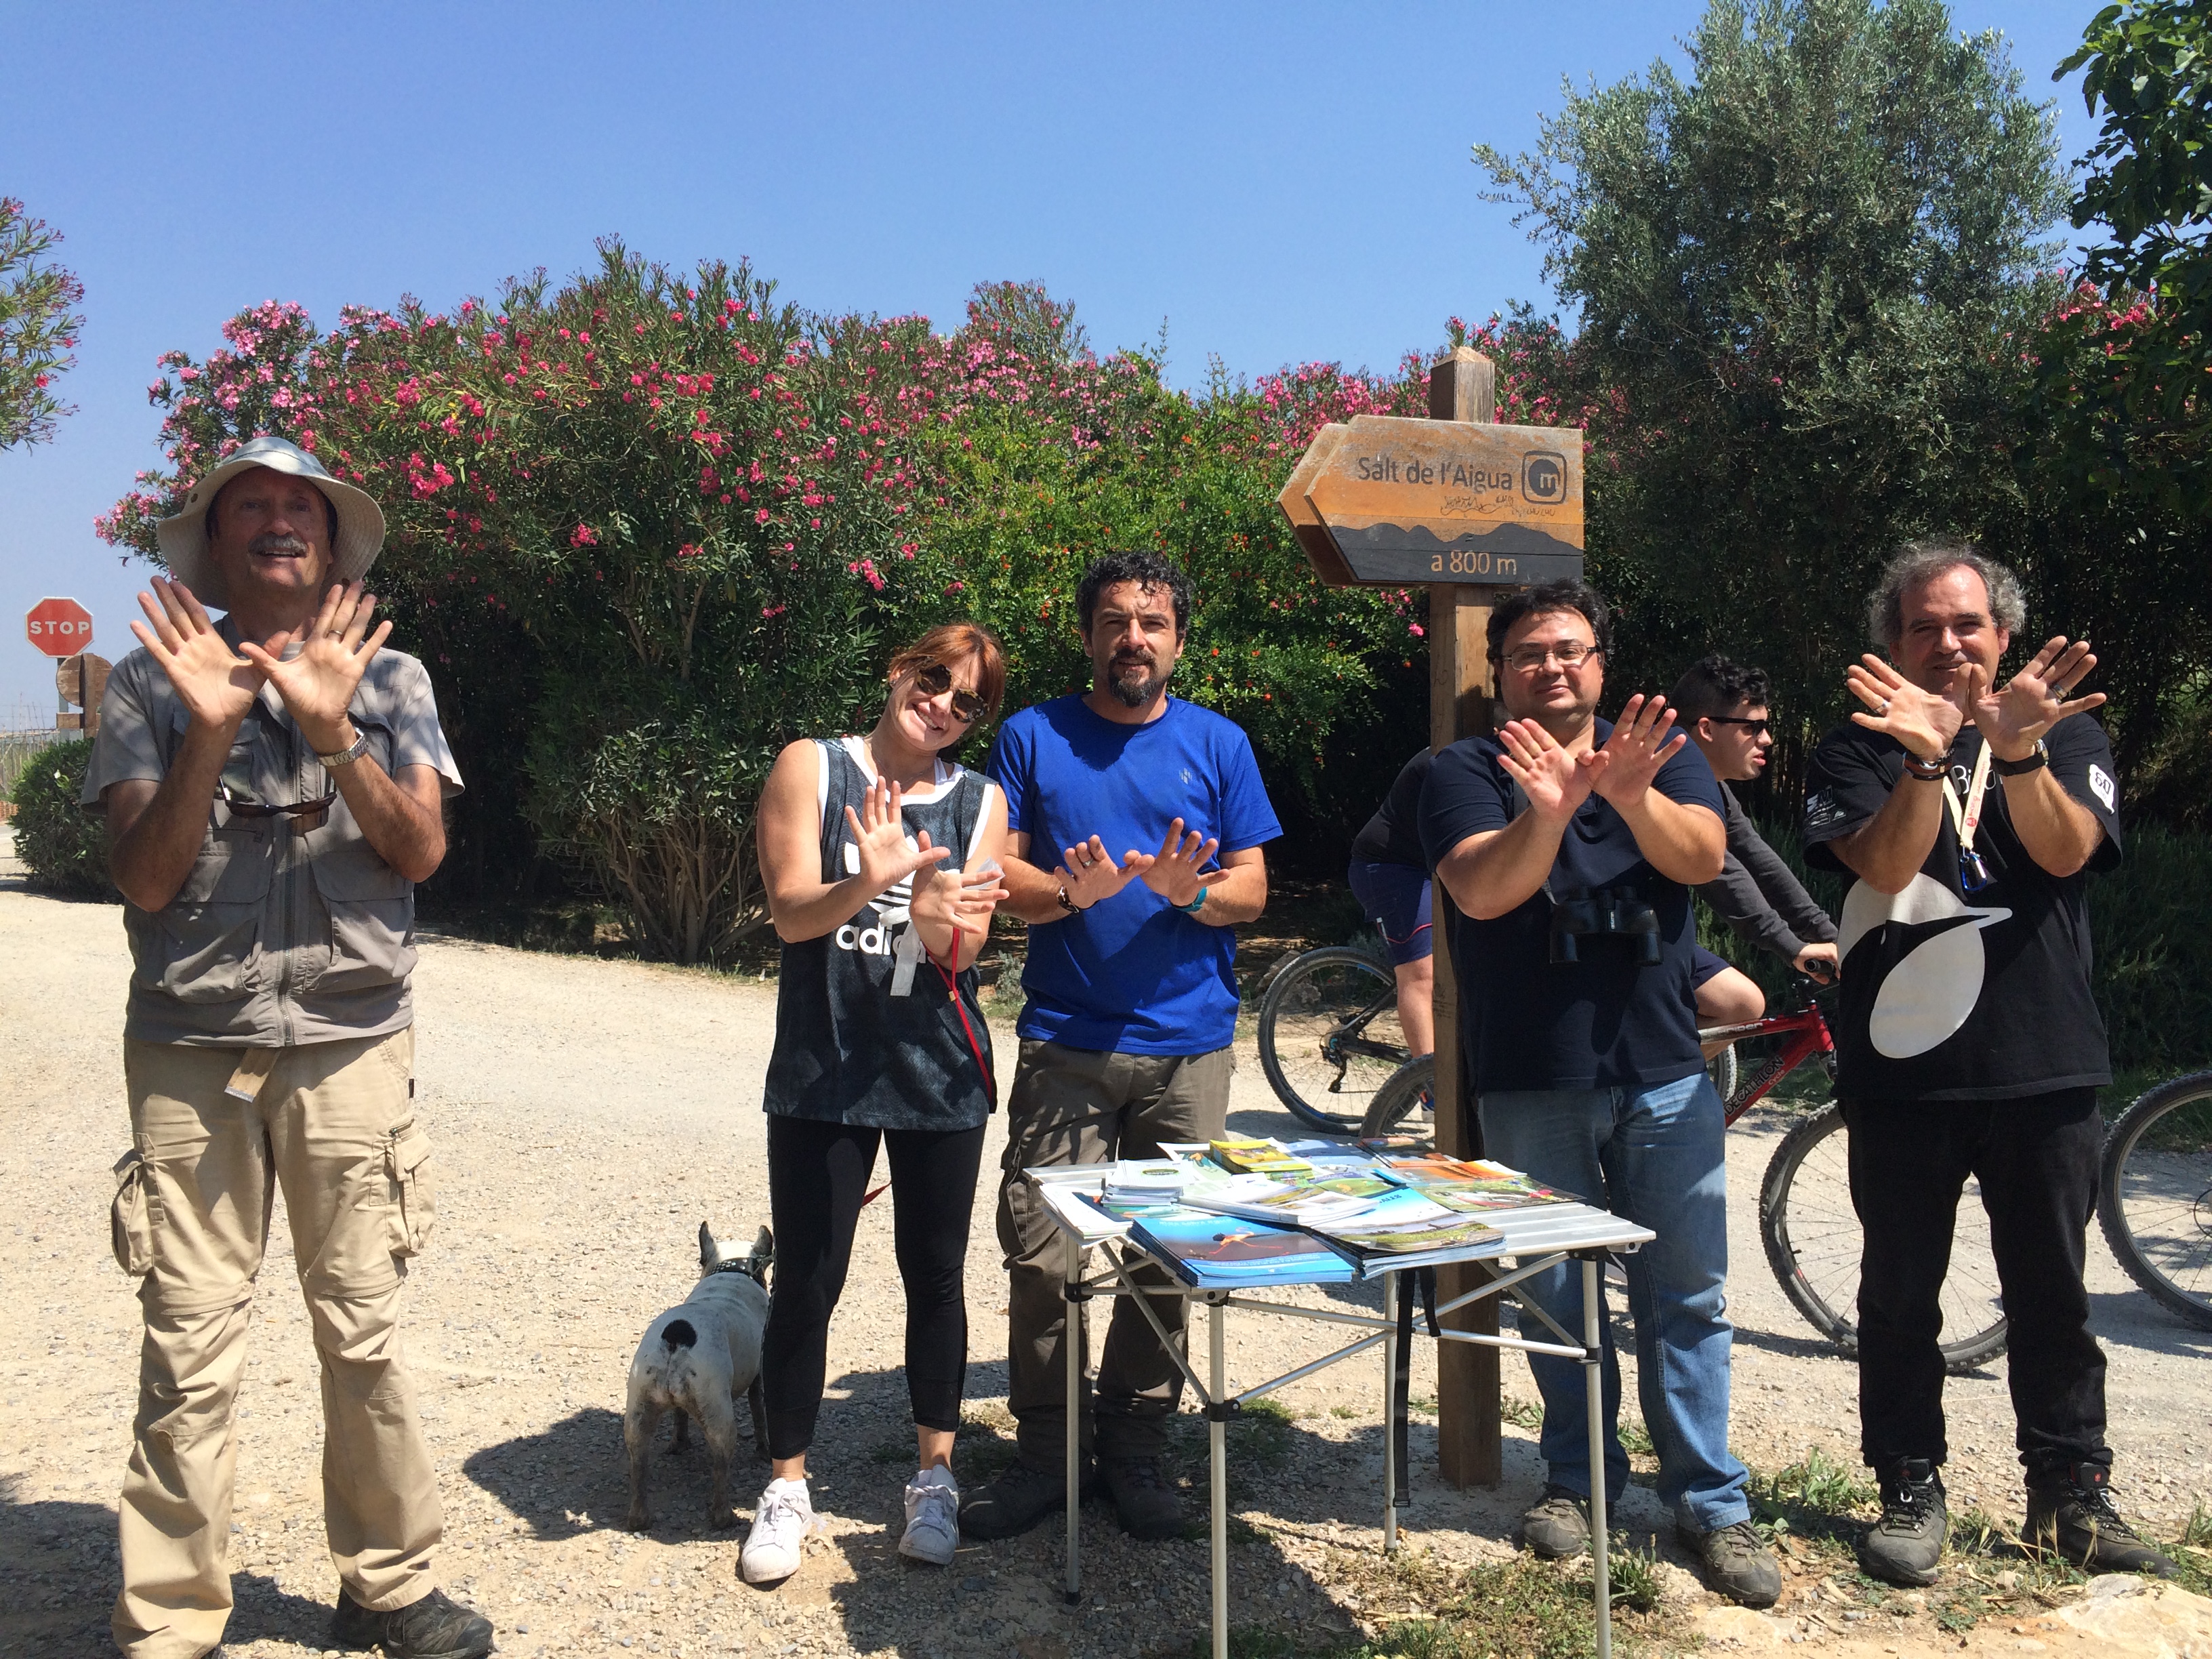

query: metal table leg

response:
[1210,1296,1228,1659]
[1382,1273,1399,1552]
[1584,1253,1610,1659]
[1064,1231,1082,1605]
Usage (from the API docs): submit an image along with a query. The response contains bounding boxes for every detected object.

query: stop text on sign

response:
[24,597,95,657]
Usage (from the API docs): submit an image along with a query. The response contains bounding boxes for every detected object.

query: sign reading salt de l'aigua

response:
[1279,415,1584,588]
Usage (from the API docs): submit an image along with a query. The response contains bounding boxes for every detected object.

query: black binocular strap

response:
[1391,1267,1442,1502]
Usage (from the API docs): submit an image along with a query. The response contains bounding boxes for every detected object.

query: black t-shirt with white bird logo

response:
[1802,716,2121,1101]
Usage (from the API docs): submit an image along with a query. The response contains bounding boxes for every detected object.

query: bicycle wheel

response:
[1358,1054,1436,1141]
[2097,1071,2212,1330]
[1760,1103,2009,1374]
[1256,947,1408,1134]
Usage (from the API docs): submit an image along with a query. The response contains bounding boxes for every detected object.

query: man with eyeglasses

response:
[81,437,487,1659]
[962,550,1280,1545]
[1668,655,1839,1025]
[1420,578,1781,1608]
[1801,542,2172,1586]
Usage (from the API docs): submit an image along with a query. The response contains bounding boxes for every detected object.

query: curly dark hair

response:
[1485,578,1615,664]
[1668,654,1771,722]
[1076,551,1193,636]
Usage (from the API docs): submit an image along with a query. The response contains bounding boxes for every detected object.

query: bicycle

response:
[2097,1069,2212,1330]
[1360,982,2011,1374]
[1254,928,1413,1135]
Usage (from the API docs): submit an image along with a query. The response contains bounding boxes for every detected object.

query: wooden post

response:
[1426,347,1503,1490]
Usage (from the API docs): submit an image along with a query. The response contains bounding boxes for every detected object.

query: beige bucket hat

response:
[155,435,386,611]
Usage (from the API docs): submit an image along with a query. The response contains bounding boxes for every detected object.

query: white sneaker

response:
[898,1465,960,1565]
[740,1477,820,1584]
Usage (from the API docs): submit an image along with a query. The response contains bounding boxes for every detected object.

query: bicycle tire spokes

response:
[2098,1074,2212,1330]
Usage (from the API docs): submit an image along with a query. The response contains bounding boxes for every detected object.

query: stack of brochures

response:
[1207,1136,1315,1177]
[1101,1160,1187,1204]
[1182,1170,1399,1229]
[1091,1197,1357,1287]
[1380,1155,1581,1214]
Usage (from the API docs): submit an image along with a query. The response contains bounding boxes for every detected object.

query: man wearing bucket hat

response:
[81,436,489,1659]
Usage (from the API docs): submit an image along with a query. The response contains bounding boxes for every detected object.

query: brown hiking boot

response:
[2024,1463,2179,1578]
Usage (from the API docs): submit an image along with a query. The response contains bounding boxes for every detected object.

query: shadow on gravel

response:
[0,1488,117,1659]
[2089,1288,2212,1358]
[462,1406,641,1540]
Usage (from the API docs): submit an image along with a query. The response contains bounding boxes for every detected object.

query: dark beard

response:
[1106,655,1172,708]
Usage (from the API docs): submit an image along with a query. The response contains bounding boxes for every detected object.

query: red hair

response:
[885,621,1008,722]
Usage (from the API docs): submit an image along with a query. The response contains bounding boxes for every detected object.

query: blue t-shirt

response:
[1419,721,1724,1092]
[988,695,1282,1055]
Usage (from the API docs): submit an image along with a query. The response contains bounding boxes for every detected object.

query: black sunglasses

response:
[912,661,985,725]
[1707,716,1772,736]
[220,782,337,819]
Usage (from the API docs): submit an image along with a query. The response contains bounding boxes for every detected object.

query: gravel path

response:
[3,857,2207,1658]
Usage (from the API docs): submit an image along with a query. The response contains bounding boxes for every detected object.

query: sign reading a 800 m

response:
[1277,415,1584,588]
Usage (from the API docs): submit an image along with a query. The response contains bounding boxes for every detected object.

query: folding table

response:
[1029,1170,1657,1659]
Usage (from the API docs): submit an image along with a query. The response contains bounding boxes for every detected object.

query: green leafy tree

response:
[1474,0,2068,789]
[0,198,85,450]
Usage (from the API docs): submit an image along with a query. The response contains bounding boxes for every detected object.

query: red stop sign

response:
[26,597,94,657]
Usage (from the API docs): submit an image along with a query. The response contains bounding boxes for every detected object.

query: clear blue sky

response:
[0,0,2106,722]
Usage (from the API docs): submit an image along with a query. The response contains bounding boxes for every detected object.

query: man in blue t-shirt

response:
[962,552,1281,1544]
[1420,579,1779,1609]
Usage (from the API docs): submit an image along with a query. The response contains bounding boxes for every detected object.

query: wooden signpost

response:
[1278,346,1586,1488]
[57,651,111,734]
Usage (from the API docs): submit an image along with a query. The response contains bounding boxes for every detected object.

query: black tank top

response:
[761,739,996,1129]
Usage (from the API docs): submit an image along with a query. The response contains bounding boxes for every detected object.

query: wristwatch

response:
[1990,739,2049,777]
[316,726,371,768]
[1900,752,1948,781]
[1176,887,1209,914]
[1055,884,1087,915]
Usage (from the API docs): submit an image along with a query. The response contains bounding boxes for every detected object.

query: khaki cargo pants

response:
[109,1029,442,1659]
[998,1040,1233,1471]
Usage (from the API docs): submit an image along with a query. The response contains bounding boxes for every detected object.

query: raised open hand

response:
[1053,833,1153,911]
[910,852,1010,945]
[1967,636,2107,759]
[129,575,274,732]
[841,777,952,897]
[1581,693,1687,810]
[1497,718,1591,821]
[1847,654,1963,761]
[1139,818,1221,907]
[238,581,394,752]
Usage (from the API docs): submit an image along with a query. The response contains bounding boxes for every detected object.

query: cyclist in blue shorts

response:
[1345,749,1435,1059]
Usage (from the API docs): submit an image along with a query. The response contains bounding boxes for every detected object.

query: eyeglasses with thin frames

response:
[912,661,985,725]
[1504,641,1602,673]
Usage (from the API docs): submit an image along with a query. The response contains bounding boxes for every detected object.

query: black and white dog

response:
[623,1223,773,1531]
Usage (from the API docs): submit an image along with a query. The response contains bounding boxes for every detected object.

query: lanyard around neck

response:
[1940,741,1993,854]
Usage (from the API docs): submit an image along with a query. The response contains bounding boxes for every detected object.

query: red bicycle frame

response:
[1702,997,1836,1127]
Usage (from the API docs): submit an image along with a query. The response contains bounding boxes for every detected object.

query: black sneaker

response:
[330,1587,493,1659]
[2024,1462,2179,1578]
[959,1460,1080,1541]
[1859,1458,1947,1586]
[1099,1455,1187,1541]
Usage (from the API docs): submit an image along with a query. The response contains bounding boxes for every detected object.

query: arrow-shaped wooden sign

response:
[1282,414,1584,588]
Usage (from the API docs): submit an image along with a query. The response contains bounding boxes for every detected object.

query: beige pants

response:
[109,1030,443,1659]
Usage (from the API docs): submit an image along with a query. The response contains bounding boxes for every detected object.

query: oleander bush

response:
[7,737,112,897]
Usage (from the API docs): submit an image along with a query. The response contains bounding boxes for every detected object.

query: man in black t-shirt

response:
[1803,541,2175,1585]
[1422,579,1780,1609]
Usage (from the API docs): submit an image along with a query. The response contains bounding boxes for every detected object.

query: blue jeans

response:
[1479,1073,1750,1532]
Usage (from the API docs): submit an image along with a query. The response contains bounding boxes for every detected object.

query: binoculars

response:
[1549,885,1662,966]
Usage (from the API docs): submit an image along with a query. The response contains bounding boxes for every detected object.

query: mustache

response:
[249,533,310,556]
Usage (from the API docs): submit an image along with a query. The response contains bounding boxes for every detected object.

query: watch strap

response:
[317,727,371,768]
[1176,886,1209,914]
[1989,739,2049,777]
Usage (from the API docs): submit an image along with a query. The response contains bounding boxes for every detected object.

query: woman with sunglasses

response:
[741,623,1011,1584]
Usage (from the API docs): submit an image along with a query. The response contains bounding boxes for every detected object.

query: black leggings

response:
[760,1115,986,1459]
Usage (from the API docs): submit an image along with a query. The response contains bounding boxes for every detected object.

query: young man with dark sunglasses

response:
[1668,655,1839,1006]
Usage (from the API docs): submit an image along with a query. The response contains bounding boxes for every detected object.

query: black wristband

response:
[1990,739,2049,777]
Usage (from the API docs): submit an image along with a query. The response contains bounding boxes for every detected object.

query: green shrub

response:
[8,737,113,897]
